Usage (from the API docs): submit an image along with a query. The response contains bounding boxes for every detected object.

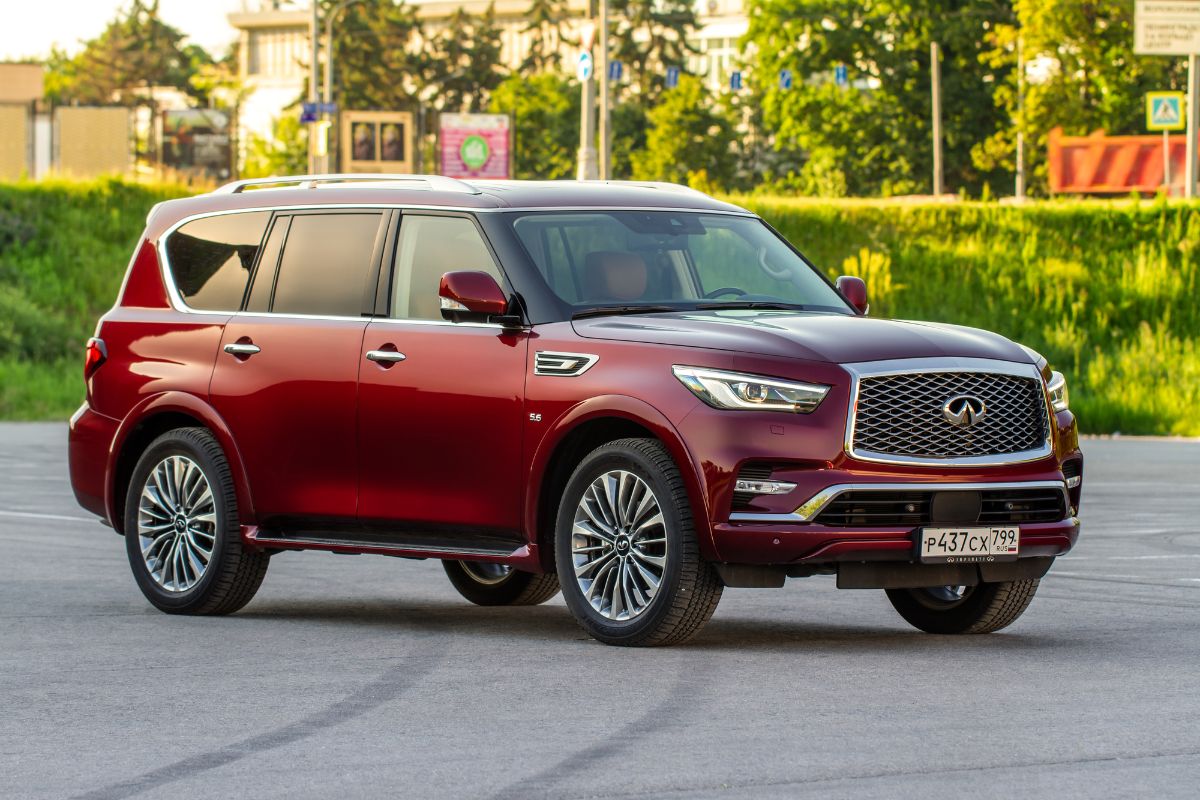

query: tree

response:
[743,0,1015,197]
[521,0,570,75]
[326,0,426,111]
[976,0,1188,193]
[490,73,579,178]
[243,115,308,178]
[46,0,209,106]
[610,0,698,100]
[426,4,507,112]
[631,75,739,189]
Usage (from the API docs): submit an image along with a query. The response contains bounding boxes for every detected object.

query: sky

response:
[0,0,250,61]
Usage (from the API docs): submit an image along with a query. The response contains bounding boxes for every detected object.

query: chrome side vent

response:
[534,351,599,377]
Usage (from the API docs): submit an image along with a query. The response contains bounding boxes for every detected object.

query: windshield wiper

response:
[571,305,678,320]
[695,301,810,311]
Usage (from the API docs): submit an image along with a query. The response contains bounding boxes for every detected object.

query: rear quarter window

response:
[165,212,271,311]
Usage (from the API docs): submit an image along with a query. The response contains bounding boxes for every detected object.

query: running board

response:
[247,524,527,560]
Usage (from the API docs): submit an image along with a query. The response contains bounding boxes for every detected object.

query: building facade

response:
[228,0,749,158]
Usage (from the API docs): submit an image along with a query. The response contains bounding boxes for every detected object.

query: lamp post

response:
[308,1,319,174]
[320,0,365,173]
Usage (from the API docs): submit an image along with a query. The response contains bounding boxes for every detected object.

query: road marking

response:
[0,509,99,524]
[1062,554,1200,561]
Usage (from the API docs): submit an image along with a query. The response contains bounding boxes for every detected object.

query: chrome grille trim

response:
[727,480,1070,524]
[844,358,1053,467]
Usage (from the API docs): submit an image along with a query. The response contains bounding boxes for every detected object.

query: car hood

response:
[571,310,1031,364]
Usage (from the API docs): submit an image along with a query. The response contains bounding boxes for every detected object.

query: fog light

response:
[734,479,797,495]
[1066,476,1081,489]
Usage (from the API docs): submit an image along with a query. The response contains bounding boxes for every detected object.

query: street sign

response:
[1135,0,1200,55]
[300,103,318,123]
[835,63,848,88]
[730,70,743,91]
[1148,91,1186,130]
[665,65,681,89]
[608,60,623,81]
[779,69,793,90]
[318,102,337,115]
[577,51,594,82]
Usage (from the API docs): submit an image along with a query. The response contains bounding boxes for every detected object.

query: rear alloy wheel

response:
[442,560,560,606]
[124,427,269,615]
[886,579,1040,634]
[555,438,722,647]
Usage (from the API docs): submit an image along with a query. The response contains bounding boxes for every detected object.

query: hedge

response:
[0,179,1193,434]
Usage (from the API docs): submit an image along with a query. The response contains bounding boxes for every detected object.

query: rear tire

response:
[124,427,269,615]
[886,579,1040,634]
[555,438,722,647]
[442,560,560,606]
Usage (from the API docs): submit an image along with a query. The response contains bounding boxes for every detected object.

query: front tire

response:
[886,579,1040,634]
[124,427,269,615]
[442,560,560,606]
[555,438,723,647]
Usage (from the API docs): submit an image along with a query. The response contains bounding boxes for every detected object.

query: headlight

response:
[672,366,829,413]
[1047,370,1069,412]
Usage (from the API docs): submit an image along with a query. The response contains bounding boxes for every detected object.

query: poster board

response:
[162,108,232,180]
[439,113,510,180]
[340,111,415,174]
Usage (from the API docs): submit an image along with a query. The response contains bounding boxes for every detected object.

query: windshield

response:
[509,211,852,317]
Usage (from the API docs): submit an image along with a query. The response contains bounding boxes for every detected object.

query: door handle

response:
[223,343,261,356]
[366,349,406,364]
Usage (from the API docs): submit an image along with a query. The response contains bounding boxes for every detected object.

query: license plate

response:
[918,526,1019,563]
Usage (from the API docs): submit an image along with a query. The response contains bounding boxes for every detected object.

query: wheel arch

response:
[526,396,713,572]
[107,392,254,534]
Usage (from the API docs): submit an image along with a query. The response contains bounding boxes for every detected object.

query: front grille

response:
[852,371,1049,461]
[815,487,1066,527]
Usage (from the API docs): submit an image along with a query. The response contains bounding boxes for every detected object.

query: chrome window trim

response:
[156,204,757,316]
[841,357,1054,468]
[728,479,1070,524]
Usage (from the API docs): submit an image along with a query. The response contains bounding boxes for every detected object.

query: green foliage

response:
[742,0,1014,197]
[490,74,579,179]
[327,0,425,110]
[0,178,190,419]
[732,195,1200,435]
[1,179,1197,435]
[243,116,309,179]
[977,1,1188,194]
[632,76,738,190]
[520,0,571,75]
[610,0,698,100]
[427,5,508,112]
[44,0,210,106]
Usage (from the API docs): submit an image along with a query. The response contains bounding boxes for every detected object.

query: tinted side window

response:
[166,212,270,310]
[272,213,385,316]
[392,215,502,320]
[245,216,288,313]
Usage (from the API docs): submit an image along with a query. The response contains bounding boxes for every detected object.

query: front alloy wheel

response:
[556,438,722,647]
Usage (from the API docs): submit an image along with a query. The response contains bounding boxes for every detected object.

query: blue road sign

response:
[300,103,318,123]
[730,70,743,91]
[318,102,337,115]
[608,60,623,81]
[835,63,848,88]
[665,65,681,89]
[779,69,793,90]
[577,51,594,81]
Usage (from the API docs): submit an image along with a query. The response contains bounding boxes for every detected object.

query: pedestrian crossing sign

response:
[1147,92,1185,131]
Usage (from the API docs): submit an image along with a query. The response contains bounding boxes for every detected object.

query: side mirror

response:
[439,271,509,317]
[836,275,869,315]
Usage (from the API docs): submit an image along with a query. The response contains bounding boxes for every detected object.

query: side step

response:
[248,523,527,560]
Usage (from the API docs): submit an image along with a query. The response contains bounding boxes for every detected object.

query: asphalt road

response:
[1,424,1198,799]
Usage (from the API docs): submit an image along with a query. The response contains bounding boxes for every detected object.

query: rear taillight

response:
[84,338,107,378]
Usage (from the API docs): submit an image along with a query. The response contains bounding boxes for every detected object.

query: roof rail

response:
[211,174,482,195]
[599,180,708,197]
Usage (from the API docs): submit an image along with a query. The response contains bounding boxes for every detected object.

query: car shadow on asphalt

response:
[233,597,1059,652]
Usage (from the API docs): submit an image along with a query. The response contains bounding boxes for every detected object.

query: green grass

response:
[0,179,1194,434]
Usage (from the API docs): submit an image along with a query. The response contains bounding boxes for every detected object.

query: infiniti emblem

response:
[942,395,986,428]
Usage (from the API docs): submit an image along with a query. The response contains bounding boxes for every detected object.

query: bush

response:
[732,196,1200,436]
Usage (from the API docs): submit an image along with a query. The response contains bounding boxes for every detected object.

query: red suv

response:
[68,176,1082,646]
